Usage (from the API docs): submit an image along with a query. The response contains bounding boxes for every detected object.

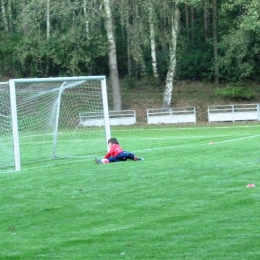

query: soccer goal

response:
[0,82,14,171]
[3,76,110,171]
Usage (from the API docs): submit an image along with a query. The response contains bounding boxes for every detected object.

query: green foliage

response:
[215,83,255,100]
[1,0,260,81]
[0,34,21,77]
[177,40,213,81]
[218,0,260,81]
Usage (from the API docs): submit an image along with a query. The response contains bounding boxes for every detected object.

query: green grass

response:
[1,123,260,259]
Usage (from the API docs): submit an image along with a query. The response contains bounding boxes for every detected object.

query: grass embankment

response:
[117,79,260,123]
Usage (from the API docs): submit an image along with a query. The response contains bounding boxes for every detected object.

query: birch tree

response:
[46,0,50,40]
[204,0,209,41]
[148,0,159,79]
[185,4,190,41]
[118,0,132,78]
[126,4,131,78]
[7,0,12,31]
[212,0,219,84]
[45,0,50,75]
[129,0,147,78]
[1,0,9,32]
[103,0,122,110]
[162,2,180,108]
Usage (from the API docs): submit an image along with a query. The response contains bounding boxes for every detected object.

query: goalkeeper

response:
[95,137,144,164]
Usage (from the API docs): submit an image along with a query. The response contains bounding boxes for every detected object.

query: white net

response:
[0,82,14,170]
[5,77,110,170]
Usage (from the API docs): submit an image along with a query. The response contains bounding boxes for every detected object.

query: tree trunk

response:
[8,0,12,31]
[103,0,122,111]
[191,6,194,44]
[162,4,180,108]
[46,0,50,40]
[45,0,50,76]
[126,2,132,79]
[149,4,159,79]
[1,0,9,32]
[185,4,189,41]
[22,0,29,34]
[212,0,219,84]
[204,0,209,41]
[83,0,89,37]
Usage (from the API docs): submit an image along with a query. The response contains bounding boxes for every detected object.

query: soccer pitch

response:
[1,124,260,259]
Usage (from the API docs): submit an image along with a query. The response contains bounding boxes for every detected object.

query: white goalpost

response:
[0,82,14,170]
[2,76,111,171]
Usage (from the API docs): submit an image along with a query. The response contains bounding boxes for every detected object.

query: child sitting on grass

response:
[95,137,144,164]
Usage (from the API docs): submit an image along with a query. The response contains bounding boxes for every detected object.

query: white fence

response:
[79,110,136,126]
[147,107,196,124]
[77,105,260,125]
[208,104,260,122]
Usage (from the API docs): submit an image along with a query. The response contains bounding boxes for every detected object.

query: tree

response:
[162,1,180,108]
[103,0,122,110]
[1,0,260,83]
[1,0,9,32]
[148,0,159,79]
[203,0,209,41]
[212,0,219,84]
[218,0,260,81]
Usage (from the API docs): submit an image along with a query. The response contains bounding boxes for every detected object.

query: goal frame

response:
[9,76,111,171]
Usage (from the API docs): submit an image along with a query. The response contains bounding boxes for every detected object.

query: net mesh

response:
[0,82,14,170]
[3,78,108,170]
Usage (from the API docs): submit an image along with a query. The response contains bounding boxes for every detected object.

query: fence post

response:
[256,104,260,121]
[194,107,197,123]
[232,105,235,122]
[208,106,210,123]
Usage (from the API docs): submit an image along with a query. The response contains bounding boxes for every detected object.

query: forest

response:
[0,0,260,108]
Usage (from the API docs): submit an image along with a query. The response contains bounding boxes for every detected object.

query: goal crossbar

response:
[7,76,110,171]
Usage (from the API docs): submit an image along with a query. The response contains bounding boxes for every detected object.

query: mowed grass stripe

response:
[0,124,260,259]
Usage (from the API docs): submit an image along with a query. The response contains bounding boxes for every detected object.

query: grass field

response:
[1,123,260,259]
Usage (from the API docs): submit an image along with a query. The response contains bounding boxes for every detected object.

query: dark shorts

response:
[108,151,135,162]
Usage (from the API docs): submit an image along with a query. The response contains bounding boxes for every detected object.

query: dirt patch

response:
[119,80,260,123]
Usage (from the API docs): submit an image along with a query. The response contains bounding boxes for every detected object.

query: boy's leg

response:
[115,151,132,161]
[95,158,109,164]
[95,158,103,164]
[126,152,144,161]
[120,151,144,161]
[107,156,119,163]
[98,152,144,163]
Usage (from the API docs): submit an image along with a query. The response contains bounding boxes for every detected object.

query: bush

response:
[215,83,255,100]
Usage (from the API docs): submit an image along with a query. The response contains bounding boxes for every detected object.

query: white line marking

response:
[113,124,260,131]
[133,134,260,153]
[211,134,260,143]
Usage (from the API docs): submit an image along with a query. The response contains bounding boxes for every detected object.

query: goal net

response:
[0,82,14,170]
[4,76,110,171]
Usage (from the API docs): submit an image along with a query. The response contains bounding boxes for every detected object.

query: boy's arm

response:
[104,146,114,159]
[104,151,111,159]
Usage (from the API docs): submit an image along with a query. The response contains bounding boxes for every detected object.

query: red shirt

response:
[104,144,123,159]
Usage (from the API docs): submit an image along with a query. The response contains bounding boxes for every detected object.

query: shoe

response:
[95,158,103,164]
[134,156,144,161]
